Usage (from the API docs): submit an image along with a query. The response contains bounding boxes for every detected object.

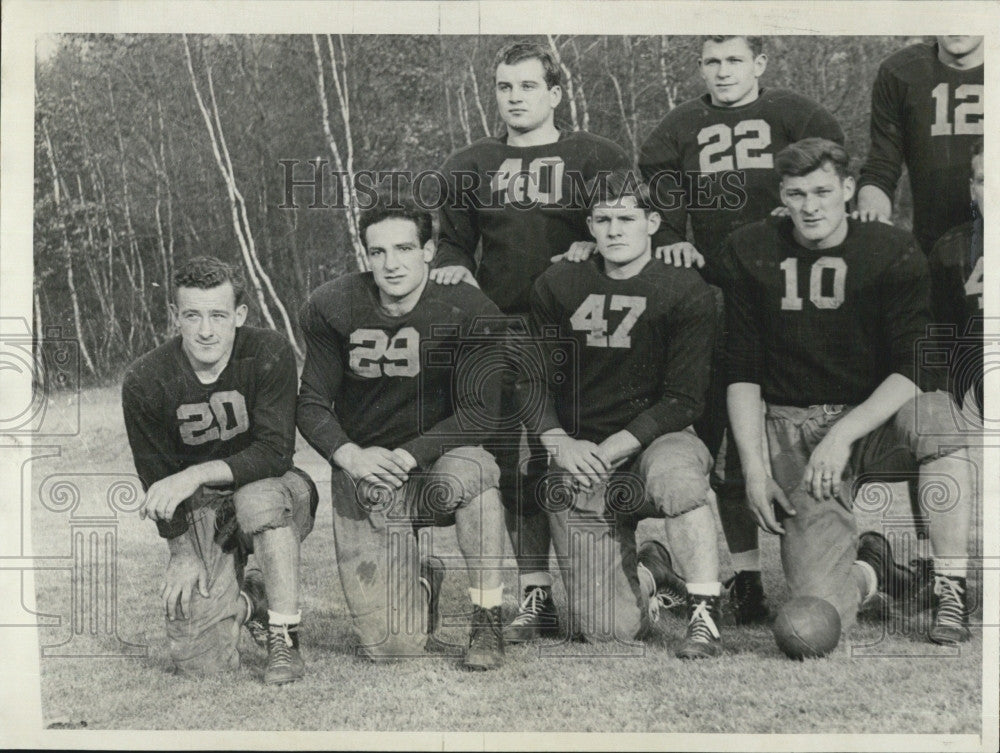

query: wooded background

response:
[34,34,919,380]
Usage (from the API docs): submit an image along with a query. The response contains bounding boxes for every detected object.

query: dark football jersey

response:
[639,88,845,279]
[121,326,298,539]
[435,130,632,313]
[530,257,717,445]
[929,218,984,406]
[296,273,503,469]
[722,217,933,406]
[859,42,983,253]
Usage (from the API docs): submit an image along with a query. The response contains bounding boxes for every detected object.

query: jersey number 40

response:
[570,294,647,347]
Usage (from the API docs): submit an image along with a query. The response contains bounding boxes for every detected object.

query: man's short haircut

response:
[358,192,433,250]
[702,35,765,58]
[173,256,246,307]
[775,137,852,180]
[493,41,562,90]
[971,138,984,161]
[584,170,654,214]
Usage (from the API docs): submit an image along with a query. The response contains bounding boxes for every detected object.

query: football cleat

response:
[420,555,448,653]
[724,570,770,625]
[856,531,920,601]
[637,540,688,621]
[676,593,723,659]
[242,568,269,649]
[503,586,560,643]
[464,605,504,671]
[265,623,305,685]
[929,575,972,645]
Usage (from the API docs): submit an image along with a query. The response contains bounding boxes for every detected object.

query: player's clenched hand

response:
[140,469,201,523]
[745,467,794,535]
[551,241,596,263]
[655,242,705,269]
[161,549,209,621]
[546,436,610,491]
[429,265,479,287]
[335,444,411,489]
[804,431,851,502]
[770,205,791,217]
[850,208,893,224]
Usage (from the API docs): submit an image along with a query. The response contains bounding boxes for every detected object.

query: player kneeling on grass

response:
[296,195,509,670]
[122,256,318,685]
[527,171,725,657]
[723,137,975,645]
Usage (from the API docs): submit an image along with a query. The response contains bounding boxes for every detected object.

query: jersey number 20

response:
[177,391,249,446]
[570,294,647,347]
[349,327,420,378]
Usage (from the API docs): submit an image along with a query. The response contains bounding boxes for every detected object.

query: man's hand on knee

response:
[745,468,793,535]
[162,545,210,621]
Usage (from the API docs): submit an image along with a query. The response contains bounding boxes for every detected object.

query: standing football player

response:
[122,256,317,684]
[929,138,984,424]
[857,36,983,254]
[724,138,975,645]
[565,35,846,624]
[297,195,509,669]
[430,40,632,643]
[529,171,724,657]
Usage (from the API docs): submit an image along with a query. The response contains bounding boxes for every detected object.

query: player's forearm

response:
[296,394,352,465]
[727,382,768,478]
[598,430,642,466]
[624,396,703,449]
[825,373,917,447]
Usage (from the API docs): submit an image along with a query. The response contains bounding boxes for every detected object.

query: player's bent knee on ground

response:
[422,446,501,515]
[639,431,713,518]
[894,390,970,460]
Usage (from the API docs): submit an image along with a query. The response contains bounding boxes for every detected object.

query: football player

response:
[929,138,984,424]
[723,137,975,645]
[528,170,724,657]
[122,256,317,684]
[430,41,632,643]
[857,36,984,254]
[297,195,509,669]
[563,35,845,625]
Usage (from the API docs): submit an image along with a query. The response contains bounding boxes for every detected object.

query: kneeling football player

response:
[527,171,725,658]
[723,138,975,645]
[296,194,509,669]
[122,256,318,684]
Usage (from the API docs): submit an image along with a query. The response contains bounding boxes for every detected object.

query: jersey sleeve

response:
[882,239,933,387]
[798,101,846,144]
[639,126,688,250]
[859,63,905,199]
[623,281,717,445]
[434,150,480,272]
[295,296,353,463]
[121,375,188,539]
[223,338,297,488]
[719,240,764,386]
[399,294,505,466]
[523,277,565,436]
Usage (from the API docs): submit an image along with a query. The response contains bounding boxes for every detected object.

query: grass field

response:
[30,387,985,734]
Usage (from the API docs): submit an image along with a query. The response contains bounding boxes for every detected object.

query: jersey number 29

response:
[349,327,420,378]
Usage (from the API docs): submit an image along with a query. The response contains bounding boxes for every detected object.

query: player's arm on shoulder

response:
[431,152,479,283]
[857,64,905,222]
[296,295,353,464]
[639,127,689,257]
[222,334,297,488]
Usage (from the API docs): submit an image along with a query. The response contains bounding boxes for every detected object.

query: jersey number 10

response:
[780,257,847,310]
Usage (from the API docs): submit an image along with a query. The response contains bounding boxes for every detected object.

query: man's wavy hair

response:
[775,137,852,180]
[493,41,562,90]
[358,191,433,250]
[702,35,765,58]
[584,169,654,214]
[172,256,247,307]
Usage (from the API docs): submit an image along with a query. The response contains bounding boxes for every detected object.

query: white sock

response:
[469,585,504,609]
[730,549,761,573]
[686,582,722,597]
[637,563,656,599]
[239,591,253,624]
[268,609,302,626]
[520,572,552,590]
[855,560,878,601]
[933,557,968,580]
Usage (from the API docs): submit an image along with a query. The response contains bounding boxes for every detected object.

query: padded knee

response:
[427,446,500,514]
[901,391,968,462]
[233,477,293,536]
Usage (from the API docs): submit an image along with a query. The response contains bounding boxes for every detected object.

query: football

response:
[772,597,842,660]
